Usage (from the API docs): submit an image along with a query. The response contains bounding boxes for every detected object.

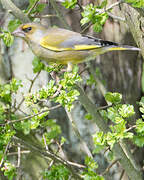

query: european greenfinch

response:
[12,23,140,71]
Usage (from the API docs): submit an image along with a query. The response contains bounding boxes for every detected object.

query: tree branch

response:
[49,0,71,30]
[0,104,61,125]
[101,159,120,175]
[121,4,144,58]
[12,136,83,180]
[0,0,30,23]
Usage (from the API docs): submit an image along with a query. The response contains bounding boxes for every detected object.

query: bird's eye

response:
[22,27,32,33]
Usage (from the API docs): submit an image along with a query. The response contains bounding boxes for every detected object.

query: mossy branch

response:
[122,4,144,58]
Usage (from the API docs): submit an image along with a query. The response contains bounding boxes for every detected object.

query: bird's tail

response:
[103,45,140,52]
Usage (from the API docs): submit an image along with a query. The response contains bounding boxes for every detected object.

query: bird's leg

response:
[67,62,73,72]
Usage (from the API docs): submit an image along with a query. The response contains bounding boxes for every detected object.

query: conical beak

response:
[12,28,25,38]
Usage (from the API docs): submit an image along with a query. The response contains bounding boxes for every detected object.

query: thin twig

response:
[31,14,58,18]
[43,134,49,151]
[0,141,10,167]
[0,104,61,125]
[43,134,55,169]
[108,12,125,22]
[17,144,21,167]
[28,71,41,93]
[96,105,112,111]
[55,141,68,162]
[119,169,125,180]
[65,108,93,158]
[124,125,136,132]
[49,0,71,29]
[81,22,92,34]
[13,97,25,113]
[104,1,123,12]
[13,71,41,113]
[13,136,83,179]
[76,0,83,11]
[101,159,120,175]
[79,67,89,76]
[27,0,40,15]
[66,161,86,169]
[7,151,30,156]
[103,147,110,155]
[49,84,62,98]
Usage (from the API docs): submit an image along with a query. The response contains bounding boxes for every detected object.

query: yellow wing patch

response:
[40,40,101,52]
[74,45,100,50]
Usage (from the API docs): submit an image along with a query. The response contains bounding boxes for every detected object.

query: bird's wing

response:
[40,28,118,52]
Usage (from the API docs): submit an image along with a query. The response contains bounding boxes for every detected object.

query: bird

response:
[12,23,140,71]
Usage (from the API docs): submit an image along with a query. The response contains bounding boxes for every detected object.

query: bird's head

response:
[12,23,46,43]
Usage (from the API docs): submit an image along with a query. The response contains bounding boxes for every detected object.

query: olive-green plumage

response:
[13,23,140,68]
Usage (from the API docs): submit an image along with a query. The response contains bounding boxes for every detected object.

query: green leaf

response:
[11,78,22,92]
[105,92,122,104]
[107,106,120,122]
[139,107,144,114]
[105,132,116,149]
[30,117,40,129]
[81,3,108,32]
[99,110,108,122]
[35,3,46,13]
[62,0,77,9]
[1,161,16,180]
[140,96,144,104]
[61,136,66,145]
[21,121,31,135]
[32,56,45,73]
[85,113,92,120]
[100,0,108,8]
[85,156,98,170]
[124,0,144,8]
[93,132,106,153]
[118,104,135,118]
[93,23,103,33]
[8,19,21,32]
[43,165,70,179]
[133,135,144,147]
[136,119,144,134]
[115,117,124,124]
[25,0,40,14]
[0,31,14,47]
[107,151,115,161]
[83,156,104,180]
[123,132,133,139]
[141,63,144,93]
[44,124,61,144]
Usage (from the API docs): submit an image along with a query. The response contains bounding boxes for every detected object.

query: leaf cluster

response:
[93,92,144,155]
[124,0,144,8]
